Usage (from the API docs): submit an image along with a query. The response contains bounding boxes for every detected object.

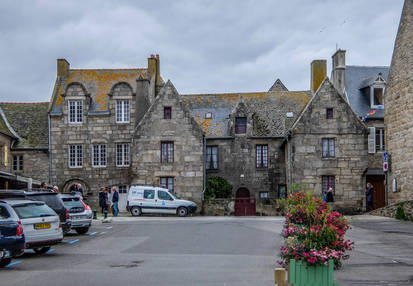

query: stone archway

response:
[235,187,256,216]
[62,179,90,196]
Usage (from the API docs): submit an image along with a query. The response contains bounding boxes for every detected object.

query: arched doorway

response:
[235,187,256,216]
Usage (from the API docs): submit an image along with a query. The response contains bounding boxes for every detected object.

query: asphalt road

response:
[2,215,413,286]
[1,217,284,286]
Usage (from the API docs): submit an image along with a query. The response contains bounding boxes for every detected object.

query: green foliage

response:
[290,184,309,194]
[395,203,406,220]
[204,177,233,199]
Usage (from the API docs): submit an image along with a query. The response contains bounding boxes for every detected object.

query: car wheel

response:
[33,247,51,255]
[0,258,12,268]
[131,206,141,217]
[177,207,188,217]
[76,227,89,235]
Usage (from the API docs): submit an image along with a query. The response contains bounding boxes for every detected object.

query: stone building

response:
[330,49,390,209]
[48,55,164,208]
[385,0,413,204]
[0,102,49,188]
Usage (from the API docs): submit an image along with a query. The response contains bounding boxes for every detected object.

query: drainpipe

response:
[202,135,206,201]
[48,113,52,185]
[287,133,292,191]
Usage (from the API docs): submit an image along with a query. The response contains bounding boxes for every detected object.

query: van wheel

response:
[0,258,12,268]
[33,247,51,255]
[131,206,141,217]
[177,207,188,217]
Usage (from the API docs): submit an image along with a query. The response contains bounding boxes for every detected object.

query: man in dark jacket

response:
[112,186,119,217]
[98,187,107,214]
[366,183,374,212]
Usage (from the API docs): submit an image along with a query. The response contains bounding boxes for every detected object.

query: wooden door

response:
[366,175,385,209]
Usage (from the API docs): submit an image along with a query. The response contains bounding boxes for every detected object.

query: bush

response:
[395,203,406,220]
[204,177,232,199]
[279,191,353,269]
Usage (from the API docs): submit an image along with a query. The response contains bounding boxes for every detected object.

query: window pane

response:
[235,117,247,134]
[322,139,328,157]
[116,101,122,122]
[329,139,335,157]
[124,101,130,122]
[143,190,154,199]
[77,101,83,122]
[256,145,262,168]
[374,88,383,105]
[168,143,173,162]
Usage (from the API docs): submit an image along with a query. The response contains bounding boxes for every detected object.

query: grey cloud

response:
[0,0,405,102]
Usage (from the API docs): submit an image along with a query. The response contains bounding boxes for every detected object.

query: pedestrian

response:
[322,190,327,203]
[40,182,47,190]
[326,187,335,210]
[52,186,59,193]
[112,186,119,217]
[71,183,84,199]
[77,183,84,197]
[366,183,374,212]
[98,187,107,214]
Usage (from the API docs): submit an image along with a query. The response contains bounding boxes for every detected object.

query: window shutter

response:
[368,127,376,154]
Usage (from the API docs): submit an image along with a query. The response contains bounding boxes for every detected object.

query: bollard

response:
[93,210,97,220]
[104,208,108,219]
[274,268,290,286]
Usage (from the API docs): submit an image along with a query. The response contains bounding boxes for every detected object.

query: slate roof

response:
[0,102,49,149]
[0,108,16,138]
[50,68,164,113]
[182,91,311,137]
[345,65,389,119]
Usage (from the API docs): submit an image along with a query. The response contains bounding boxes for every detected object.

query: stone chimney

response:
[147,54,161,85]
[310,60,327,93]
[57,59,70,78]
[331,49,346,94]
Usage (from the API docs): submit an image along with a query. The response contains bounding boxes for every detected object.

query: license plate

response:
[35,223,51,229]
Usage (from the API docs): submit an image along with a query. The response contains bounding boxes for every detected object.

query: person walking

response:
[98,187,107,214]
[52,186,59,193]
[112,186,119,217]
[326,187,335,210]
[366,183,374,212]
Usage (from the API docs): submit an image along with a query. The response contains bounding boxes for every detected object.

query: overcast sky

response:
[0,0,405,102]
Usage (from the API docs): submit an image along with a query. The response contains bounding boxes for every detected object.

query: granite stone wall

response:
[289,79,368,213]
[132,81,204,205]
[385,0,413,204]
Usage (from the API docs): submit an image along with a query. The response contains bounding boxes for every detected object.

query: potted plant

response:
[278,192,353,286]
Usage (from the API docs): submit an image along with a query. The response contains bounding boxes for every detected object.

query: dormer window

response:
[235,117,247,134]
[68,100,83,123]
[164,107,172,119]
[370,73,386,109]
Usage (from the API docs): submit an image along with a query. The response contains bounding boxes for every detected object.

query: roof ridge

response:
[70,68,146,71]
[182,90,309,96]
[0,102,49,104]
[346,65,390,68]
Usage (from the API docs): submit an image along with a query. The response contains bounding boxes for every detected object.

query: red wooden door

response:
[235,197,256,216]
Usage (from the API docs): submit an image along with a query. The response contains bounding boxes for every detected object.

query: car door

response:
[141,189,157,214]
[156,190,176,214]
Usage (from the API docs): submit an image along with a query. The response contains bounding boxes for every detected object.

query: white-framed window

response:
[370,85,385,109]
[68,100,83,123]
[375,128,385,151]
[116,143,130,167]
[259,192,269,199]
[13,155,23,171]
[92,144,106,167]
[322,138,335,158]
[116,100,130,123]
[69,145,83,168]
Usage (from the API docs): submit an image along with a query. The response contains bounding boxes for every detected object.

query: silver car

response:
[3,199,63,254]
[59,194,92,235]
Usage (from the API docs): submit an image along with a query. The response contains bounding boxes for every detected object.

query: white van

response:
[126,186,197,217]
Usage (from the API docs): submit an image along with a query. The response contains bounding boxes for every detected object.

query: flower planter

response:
[288,259,339,286]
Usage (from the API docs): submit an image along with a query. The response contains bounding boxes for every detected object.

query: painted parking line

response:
[6,261,22,267]
[89,232,97,236]
[105,226,112,229]
[68,239,79,245]
[99,231,106,235]
[62,239,69,243]
[46,248,55,254]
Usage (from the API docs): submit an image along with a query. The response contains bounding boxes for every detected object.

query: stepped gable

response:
[181,90,310,137]
[0,102,49,149]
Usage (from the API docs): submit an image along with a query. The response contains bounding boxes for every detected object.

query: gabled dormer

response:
[229,102,251,136]
[369,73,386,109]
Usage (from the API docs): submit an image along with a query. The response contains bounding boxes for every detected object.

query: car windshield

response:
[27,194,65,209]
[13,203,56,219]
[62,197,84,210]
